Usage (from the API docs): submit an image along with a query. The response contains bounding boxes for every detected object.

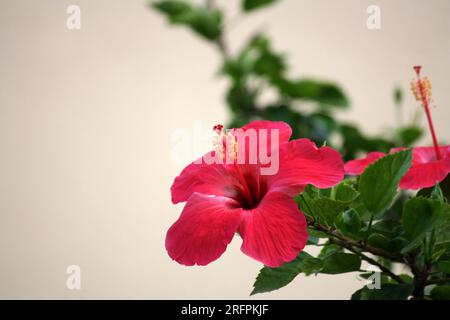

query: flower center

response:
[411,66,442,160]
[233,167,267,210]
[212,124,266,210]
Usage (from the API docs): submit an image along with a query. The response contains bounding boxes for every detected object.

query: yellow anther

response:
[213,127,238,161]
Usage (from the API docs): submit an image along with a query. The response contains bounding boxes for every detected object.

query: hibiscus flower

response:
[344,151,385,176]
[166,121,344,267]
[344,66,450,190]
[344,147,450,190]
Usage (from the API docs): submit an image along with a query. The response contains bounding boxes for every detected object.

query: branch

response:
[205,0,230,58]
[216,35,229,58]
[330,237,405,284]
[309,221,403,262]
[308,221,405,283]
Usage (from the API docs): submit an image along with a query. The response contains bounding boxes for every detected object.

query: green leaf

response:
[351,284,414,300]
[340,124,395,161]
[335,208,361,236]
[417,175,450,201]
[367,233,392,251]
[318,244,342,259]
[358,150,412,217]
[152,0,191,17]
[226,84,257,113]
[430,183,445,201]
[394,86,403,106]
[299,256,323,276]
[371,220,403,238]
[432,248,447,264]
[334,183,359,203]
[430,285,450,300]
[297,184,353,226]
[278,79,349,108]
[183,9,222,41]
[311,198,348,226]
[367,234,405,253]
[251,252,321,295]
[307,235,319,245]
[306,227,328,239]
[437,260,450,274]
[254,51,286,81]
[396,126,422,146]
[401,197,450,253]
[243,0,278,12]
[153,1,222,41]
[321,253,361,274]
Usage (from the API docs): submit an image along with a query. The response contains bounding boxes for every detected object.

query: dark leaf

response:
[437,260,450,274]
[430,285,450,300]
[321,253,361,274]
[278,79,349,108]
[396,126,422,146]
[401,197,450,253]
[358,150,412,217]
[351,284,414,300]
[335,208,361,236]
[251,252,321,295]
[417,175,450,201]
[153,1,222,40]
[243,0,278,12]
[394,86,403,106]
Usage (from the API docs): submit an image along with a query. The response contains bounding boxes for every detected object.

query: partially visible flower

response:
[395,146,450,189]
[167,120,344,267]
[344,66,449,190]
[344,151,385,175]
[344,147,450,190]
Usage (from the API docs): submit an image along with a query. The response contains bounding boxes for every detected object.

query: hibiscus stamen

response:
[212,124,238,162]
[411,66,441,160]
[212,124,256,207]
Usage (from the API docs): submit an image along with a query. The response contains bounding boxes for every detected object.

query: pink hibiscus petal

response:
[399,161,449,190]
[392,146,450,190]
[238,191,308,268]
[344,151,386,175]
[409,146,450,165]
[267,138,344,194]
[165,193,242,266]
[241,120,292,144]
[170,151,239,204]
[230,121,292,167]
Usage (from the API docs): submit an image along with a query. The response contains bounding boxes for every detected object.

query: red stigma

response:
[213,124,223,133]
[412,66,441,160]
[413,65,422,76]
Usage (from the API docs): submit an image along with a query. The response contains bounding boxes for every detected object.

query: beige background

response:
[0,0,449,299]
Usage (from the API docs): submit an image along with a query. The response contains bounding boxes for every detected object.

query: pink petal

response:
[165,193,242,266]
[267,139,344,194]
[410,145,450,165]
[399,146,450,190]
[170,151,239,204]
[241,120,292,144]
[238,191,308,267]
[344,152,386,175]
[230,121,292,167]
[392,146,450,190]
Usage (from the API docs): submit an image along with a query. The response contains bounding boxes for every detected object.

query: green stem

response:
[308,220,403,262]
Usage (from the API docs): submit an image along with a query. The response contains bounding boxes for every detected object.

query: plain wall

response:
[0,0,449,299]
